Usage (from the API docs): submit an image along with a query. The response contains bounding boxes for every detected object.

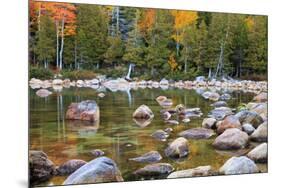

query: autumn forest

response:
[29,1,267,81]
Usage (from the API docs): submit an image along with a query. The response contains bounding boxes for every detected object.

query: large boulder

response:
[167,166,213,178]
[247,143,267,163]
[52,79,63,85]
[129,151,162,163]
[66,100,100,122]
[202,118,217,129]
[213,128,249,150]
[63,157,123,185]
[36,89,52,98]
[208,107,233,120]
[217,115,241,134]
[29,151,55,184]
[248,103,267,121]
[235,110,263,128]
[178,128,215,139]
[134,163,174,176]
[56,159,87,176]
[253,92,267,102]
[165,137,189,158]
[219,156,259,175]
[250,121,268,142]
[132,105,154,119]
[160,78,169,86]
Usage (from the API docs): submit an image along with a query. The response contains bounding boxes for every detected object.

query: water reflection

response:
[133,117,153,128]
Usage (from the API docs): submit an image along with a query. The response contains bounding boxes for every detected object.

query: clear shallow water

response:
[29,87,266,186]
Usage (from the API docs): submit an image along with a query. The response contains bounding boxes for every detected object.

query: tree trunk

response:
[116,7,120,34]
[59,18,65,70]
[56,20,59,69]
[208,68,212,79]
[176,30,179,56]
[74,39,77,70]
[38,4,41,31]
[184,45,188,74]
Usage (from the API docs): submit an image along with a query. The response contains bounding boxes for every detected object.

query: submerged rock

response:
[213,128,249,150]
[97,93,105,98]
[250,121,268,142]
[202,91,220,101]
[165,137,189,158]
[178,108,203,118]
[209,107,233,120]
[178,128,215,139]
[217,115,241,134]
[151,130,169,141]
[129,151,162,163]
[66,100,100,122]
[211,101,228,108]
[133,105,154,119]
[202,118,217,129]
[134,163,174,176]
[219,156,259,175]
[36,89,52,98]
[164,127,173,134]
[57,159,87,176]
[182,118,191,124]
[167,166,213,178]
[247,143,268,163]
[29,150,55,184]
[63,157,123,185]
[165,120,179,125]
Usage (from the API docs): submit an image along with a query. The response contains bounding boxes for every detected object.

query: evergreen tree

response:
[145,10,174,77]
[76,5,108,69]
[35,15,56,69]
[123,9,145,68]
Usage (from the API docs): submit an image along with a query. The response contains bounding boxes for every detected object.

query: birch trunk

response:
[56,20,59,69]
[59,18,65,70]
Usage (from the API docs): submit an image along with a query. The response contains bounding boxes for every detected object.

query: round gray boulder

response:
[213,128,249,150]
[63,157,123,185]
[219,156,259,175]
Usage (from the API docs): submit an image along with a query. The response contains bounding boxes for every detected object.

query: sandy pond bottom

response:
[29,87,267,186]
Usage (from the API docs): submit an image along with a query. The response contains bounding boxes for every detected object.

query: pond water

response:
[29,87,267,186]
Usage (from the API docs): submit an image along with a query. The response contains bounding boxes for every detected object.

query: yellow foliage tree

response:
[168,54,178,71]
[171,10,198,55]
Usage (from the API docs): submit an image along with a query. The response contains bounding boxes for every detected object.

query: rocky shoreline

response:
[29,77,267,96]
